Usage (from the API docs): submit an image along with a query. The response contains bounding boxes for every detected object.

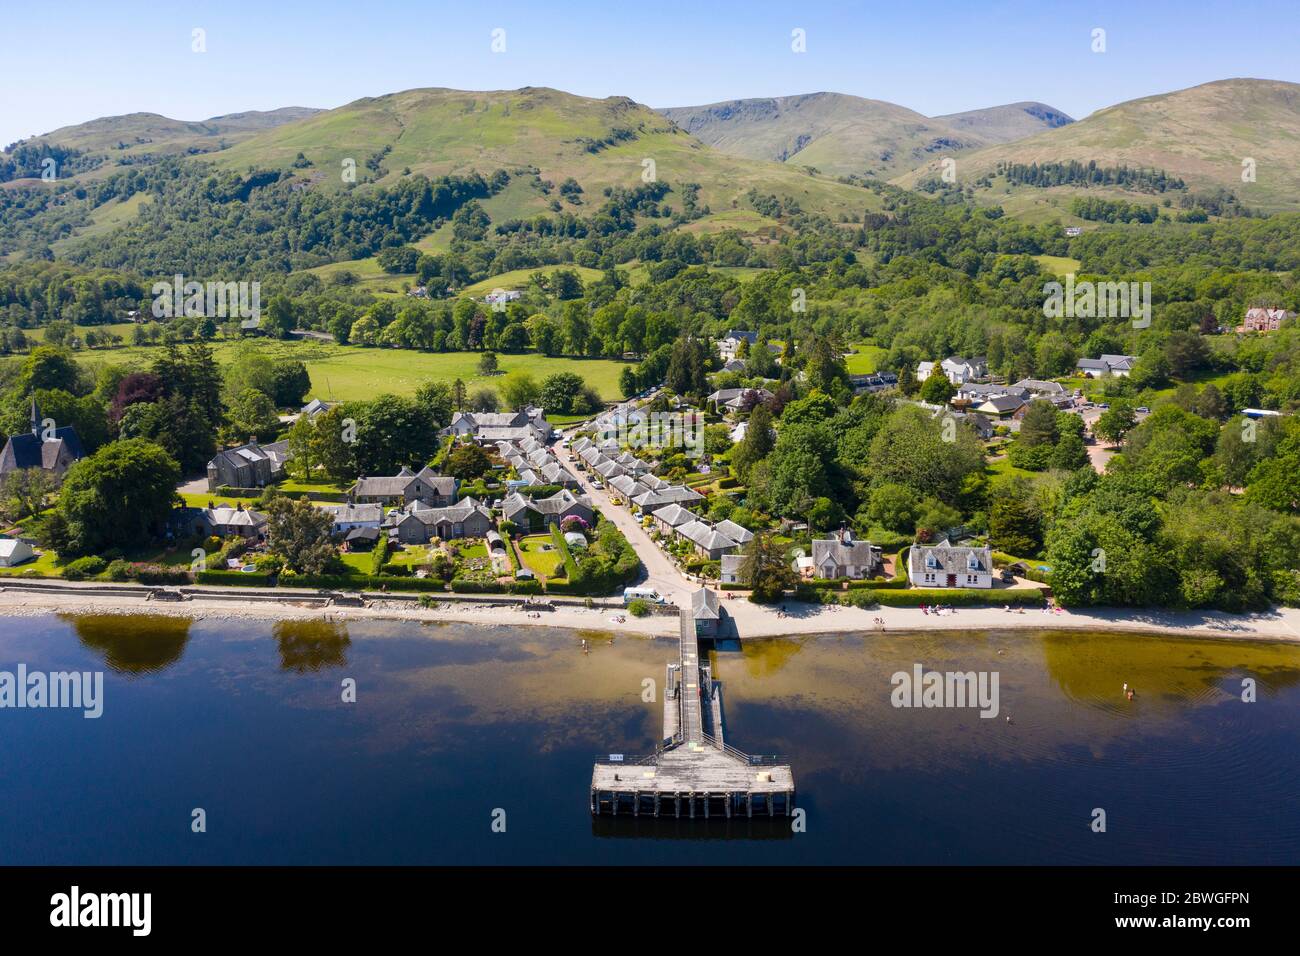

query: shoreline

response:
[3,589,1300,645]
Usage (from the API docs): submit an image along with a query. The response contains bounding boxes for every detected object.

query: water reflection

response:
[1040,630,1300,710]
[274,619,350,672]
[63,613,192,674]
[5,616,1298,864]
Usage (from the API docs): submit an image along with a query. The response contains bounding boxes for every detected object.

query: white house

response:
[908,539,993,589]
[716,329,758,362]
[940,356,988,385]
[918,356,987,386]
[1076,354,1137,378]
[0,538,35,568]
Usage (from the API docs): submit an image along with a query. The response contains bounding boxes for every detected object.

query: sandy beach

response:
[3,586,1300,644]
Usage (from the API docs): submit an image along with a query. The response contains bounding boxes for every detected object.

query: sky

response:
[2,0,1297,146]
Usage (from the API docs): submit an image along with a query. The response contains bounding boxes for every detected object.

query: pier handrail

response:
[699,732,788,766]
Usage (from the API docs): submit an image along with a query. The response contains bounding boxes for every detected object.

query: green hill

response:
[660,91,992,181]
[897,79,1300,212]
[19,107,320,159]
[658,92,1072,182]
[210,86,879,220]
[933,102,1074,143]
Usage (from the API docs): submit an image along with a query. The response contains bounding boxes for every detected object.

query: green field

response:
[16,338,633,403]
[30,321,139,344]
[1033,254,1082,276]
[845,344,887,374]
[459,265,604,297]
[50,193,151,257]
[300,256,415,294]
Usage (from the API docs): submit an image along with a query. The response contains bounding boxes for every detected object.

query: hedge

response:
[214,485,351,503]
[868,587,1046,607]
[559,519,640,595]
[133,565,194,585]
[451,579,506,593]
[196,569,274,586]
[549,525,581,579]
[450,579,543,595]
[304,573,446,592]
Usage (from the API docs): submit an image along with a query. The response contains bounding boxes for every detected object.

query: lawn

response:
[180,492,261,508]
[30,321,139,344]
[1033,254,1082,276]
[15,338,634,403]
[516,534,564,577]
[0,549,63,576]
[845,344,887,374]
[986,456,1040,482]
[299,256,416,294]
[459,266,604,297]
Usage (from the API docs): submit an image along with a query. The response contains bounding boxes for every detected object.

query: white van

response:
[623,586,662,605]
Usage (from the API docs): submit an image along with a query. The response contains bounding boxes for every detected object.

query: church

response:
[0,399,86,480]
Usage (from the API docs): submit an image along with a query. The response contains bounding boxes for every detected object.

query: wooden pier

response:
[590,605,795,818]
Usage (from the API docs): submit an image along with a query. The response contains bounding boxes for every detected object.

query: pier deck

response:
[590,605,795,818]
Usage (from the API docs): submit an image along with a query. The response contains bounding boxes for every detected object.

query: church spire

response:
[30,396,40,438]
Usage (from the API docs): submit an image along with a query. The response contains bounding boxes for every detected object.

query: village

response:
[1,300,1297,638]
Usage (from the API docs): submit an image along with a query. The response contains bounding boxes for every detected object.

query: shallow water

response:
[1,613,1297,864]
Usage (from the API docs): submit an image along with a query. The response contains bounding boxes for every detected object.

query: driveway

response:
[551,435,691,606]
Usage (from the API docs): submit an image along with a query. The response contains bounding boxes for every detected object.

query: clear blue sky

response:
[2,0,1296,146]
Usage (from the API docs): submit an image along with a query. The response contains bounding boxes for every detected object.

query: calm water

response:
[1,613,1298,865]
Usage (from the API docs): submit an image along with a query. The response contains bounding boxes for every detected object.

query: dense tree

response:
[501,371,541,410]
[919,373,955,405]
[49,439,180,556]
[349,394,443,475]
[731,404,774,481]
[266,495,337,575]
[738,532,796,603]
[445,443,492,481]
[222,387,281,445]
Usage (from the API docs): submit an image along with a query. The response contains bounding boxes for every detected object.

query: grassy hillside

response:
[210,86,880,219]
[5,339,632,403]
[661,92,991,180]
[898,79,1300,212]
[933,101,1074,143]
[19,107,320,161]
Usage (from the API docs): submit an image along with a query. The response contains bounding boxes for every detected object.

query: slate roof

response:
[691,587,721,620]
[317,503,383,524]
[810,534,879,575]
[394,496,491,526]
[200,506,268,529]
[909,538,993,576]
[677,520,739,553]
[714,519,754,545]
[652,503,697,528]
